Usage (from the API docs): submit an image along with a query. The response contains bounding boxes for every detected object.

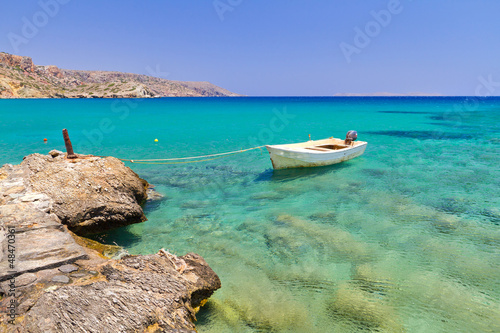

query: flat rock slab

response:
[58,264,78,273]
[0,201,88,282]
[0,224,88,281]
[18,252,220,333]
[15,273,37,287]
[51,275,70,284]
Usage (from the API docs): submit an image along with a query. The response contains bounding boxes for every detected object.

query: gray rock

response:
[48,150,63,158]
[70,273,87,278]
[51,275,70,284]
[147,188,164,201]
[2,179,23,187]
[0,203,88,281]
[8,193,23,199]
[23,153,148,234]
[14,273,37,287]
[19,252,220,333]
[20,193,50,202]
[58,264,78,273]
[31,199,51,212]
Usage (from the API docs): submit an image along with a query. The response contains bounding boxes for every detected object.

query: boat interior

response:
[305,144,349,152]
[268,137,365,152]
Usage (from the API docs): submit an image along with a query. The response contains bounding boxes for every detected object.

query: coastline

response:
[0,52,240,99]
[0,151,220,332]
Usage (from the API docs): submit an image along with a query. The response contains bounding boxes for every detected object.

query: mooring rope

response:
[112,145,265,165]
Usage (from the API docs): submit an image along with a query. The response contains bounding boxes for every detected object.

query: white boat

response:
[266,136,367,170]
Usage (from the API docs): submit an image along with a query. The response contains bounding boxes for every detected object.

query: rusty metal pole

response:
[62,129,78,159]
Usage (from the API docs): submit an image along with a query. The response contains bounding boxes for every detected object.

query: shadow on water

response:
[255,163,352,183]
[87,225,143,249]
[366,130,474,140]
[143,196,167,212]
[425,122,481,130]
[362,168,388,178]
[378,111,435,114]
[428,112,471,121]
[195,301,216,328]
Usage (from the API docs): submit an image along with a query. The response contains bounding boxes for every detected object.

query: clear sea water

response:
[1,97,499,332]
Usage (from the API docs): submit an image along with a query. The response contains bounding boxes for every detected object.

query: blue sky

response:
[1,0,499,96]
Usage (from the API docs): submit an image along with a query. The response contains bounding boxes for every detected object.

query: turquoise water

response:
[1,97,499,332]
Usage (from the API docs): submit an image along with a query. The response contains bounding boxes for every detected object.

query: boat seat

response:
[305,147,331,151]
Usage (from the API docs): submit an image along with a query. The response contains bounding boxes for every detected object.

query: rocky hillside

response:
[0,52,240,98]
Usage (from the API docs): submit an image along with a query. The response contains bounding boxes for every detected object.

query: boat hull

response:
[266,138,367,170]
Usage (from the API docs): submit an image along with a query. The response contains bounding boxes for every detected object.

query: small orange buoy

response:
[154,138,158,142]
[43,138,48,142]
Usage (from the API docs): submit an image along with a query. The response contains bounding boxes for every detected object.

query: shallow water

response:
[1,97,499,332]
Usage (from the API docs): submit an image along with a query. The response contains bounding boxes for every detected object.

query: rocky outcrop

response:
[1,250,220,333]
[45,65,63,79]
[178,81,239,97]
[0,51,241,98]
[0,152,221,332]
[0,53,34,72]
[22,152,148,235]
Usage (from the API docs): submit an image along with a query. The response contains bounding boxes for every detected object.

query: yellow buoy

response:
[154,139,158,142]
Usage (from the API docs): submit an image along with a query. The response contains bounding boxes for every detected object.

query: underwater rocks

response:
[272,215,372,262]
[328,282,404,332]
[0,152,221,332]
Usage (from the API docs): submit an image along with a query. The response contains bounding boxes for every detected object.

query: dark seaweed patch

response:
[429,114,447,121]
[434,198,468,214]
[378,111,433,114]
[427,110,486,122]
[308,212,337,223]
[366,130,473,140]
[425,122,480,131]
[362,169,387,178]
[479,209,500,225]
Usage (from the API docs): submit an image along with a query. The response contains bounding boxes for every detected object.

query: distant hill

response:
[0,52,241,98]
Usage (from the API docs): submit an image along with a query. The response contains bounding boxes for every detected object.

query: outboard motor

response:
[344,130,358,145]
